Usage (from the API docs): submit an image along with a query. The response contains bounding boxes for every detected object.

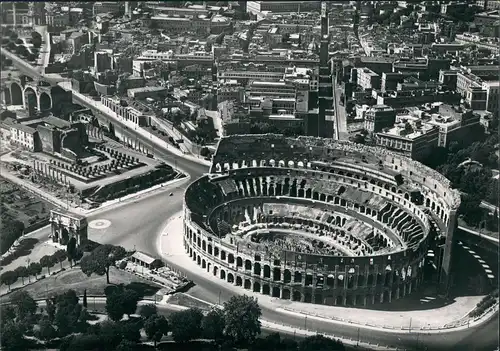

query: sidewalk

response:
[158,213,494,334]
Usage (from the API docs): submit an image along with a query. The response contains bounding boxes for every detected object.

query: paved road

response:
[333,78,348,141]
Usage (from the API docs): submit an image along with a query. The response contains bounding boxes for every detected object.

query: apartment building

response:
[9,124,39,152]
[381,72,419,92]
[357,68,381,90]
[364,105,396,133]
[426,105,482,147]
[375,120,439,161]
[247,1,321,15]
[247,81,296,98]
[217,85,245,103]
[149,14,231,35]
[477,0,500,10]
[375,89,460,108]
[101,96,151,127]
[456,71,499,113]
[218,70,284,82]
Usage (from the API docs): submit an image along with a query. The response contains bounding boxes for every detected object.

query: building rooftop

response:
[11,123,36,134]
[380,122,437,140]
[127,86,168,94]
[43,116,72,129]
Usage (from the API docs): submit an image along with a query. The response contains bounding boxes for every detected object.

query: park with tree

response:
[0,289,346,351]
[421,133,499,232]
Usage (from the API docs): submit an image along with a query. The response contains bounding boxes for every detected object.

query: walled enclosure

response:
[183,134,460,307]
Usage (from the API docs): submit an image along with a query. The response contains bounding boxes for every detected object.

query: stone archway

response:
[11,82,23,105]
[39,92,51,111]
[60,227,69,245]
[24,87,37,111]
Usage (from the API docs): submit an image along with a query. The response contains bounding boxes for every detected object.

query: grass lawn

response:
[168,293,213,312]
[15,266,163,300]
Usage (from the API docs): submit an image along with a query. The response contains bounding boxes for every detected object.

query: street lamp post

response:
[218,291,221,305]
[409,317,412,333]
[26,258,31,283]
[304,315,307,330]
[357,327,360,346]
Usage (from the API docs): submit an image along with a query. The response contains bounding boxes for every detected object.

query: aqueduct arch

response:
[39,92,52,111]
[10,82,23,105]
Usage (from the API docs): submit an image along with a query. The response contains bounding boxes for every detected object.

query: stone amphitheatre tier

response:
[182,135,460,307]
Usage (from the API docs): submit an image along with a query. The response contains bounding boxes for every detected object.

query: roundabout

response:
[88,219,112,230]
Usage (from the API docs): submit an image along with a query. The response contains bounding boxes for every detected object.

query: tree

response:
[53,249,67,269]
[105,287,138,321]
[200,147,210,158]
[120,319,142,343]
[0,271,18,290]
[223,295,261,346]
[38,317,57,341]
[14,266,29,285]
[169,308,204,343]
[1,305,16,327]
[28,262,42,279]
[40,254,55,275]
[108,122,116,138]
[121,288,140,316]
[144,314,170,347]
[63,333,105,351]
[83,289,88,309]
[298,334,345,351]
[139,303,158,319]
[54,289,82,336]
[66,237,77,267]
[98,320,123,348]
[1,321,28,351]
[31,32,42,49]
[252,332,283,351]
[46,298,56,323]
[116,339,138,351]
[80,244,126,284]
[0,219,25,255]
[10,290,37,320]
[106,291,125,322]
[202,308,225,343]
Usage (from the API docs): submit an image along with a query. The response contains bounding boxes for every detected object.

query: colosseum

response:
[183,135,461,307]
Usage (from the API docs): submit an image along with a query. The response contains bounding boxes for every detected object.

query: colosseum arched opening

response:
[186,135,460,308]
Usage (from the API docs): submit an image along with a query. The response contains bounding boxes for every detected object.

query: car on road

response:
[169,192,173,196]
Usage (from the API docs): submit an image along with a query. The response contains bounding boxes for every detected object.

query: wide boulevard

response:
[2,48,498,351]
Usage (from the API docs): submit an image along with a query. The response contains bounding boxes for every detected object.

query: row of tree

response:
[0,249,71,290]
[0,234,107,291]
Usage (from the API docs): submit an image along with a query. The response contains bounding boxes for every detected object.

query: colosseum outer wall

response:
[183,135,460,305]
